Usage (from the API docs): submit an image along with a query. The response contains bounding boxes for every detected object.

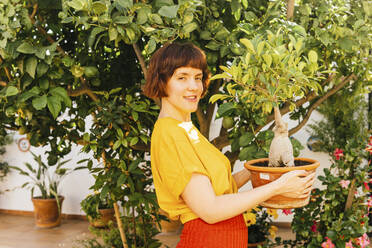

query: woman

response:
[143,42,315,248]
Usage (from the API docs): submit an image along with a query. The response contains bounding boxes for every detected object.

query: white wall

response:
[0,108,331,219]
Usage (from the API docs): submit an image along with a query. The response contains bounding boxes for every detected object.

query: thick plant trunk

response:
[114,202,128,248]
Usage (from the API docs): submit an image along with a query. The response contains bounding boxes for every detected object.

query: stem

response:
[288,74,356,136]
[344,179,356,211]
[132,43,147,80]
[132,206,137,248]
[287,0,295,20]
[114,202,129,248]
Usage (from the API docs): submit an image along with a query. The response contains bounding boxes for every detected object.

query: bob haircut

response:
[143,42,210,99]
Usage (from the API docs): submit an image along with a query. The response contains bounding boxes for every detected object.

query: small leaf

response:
[308,50,318,63]
[109,26,118,41]
[32,95,47,110]
[116,0,133,9]
[158,5,179,18]
[47,96,61,119]
[240,38,255,53]
[5,86,19,96]
[92,2,107,15]
[182,22,198,33]
[49,87,71,107]
[16,42,35,54]
[25,57,37,78]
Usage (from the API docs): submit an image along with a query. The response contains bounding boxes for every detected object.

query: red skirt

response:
[176,215,248,248]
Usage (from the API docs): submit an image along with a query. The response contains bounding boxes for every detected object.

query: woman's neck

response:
[158,102,191,122]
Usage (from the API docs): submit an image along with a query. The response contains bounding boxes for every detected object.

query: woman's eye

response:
[196,77,202,81]
[178,77,185,80]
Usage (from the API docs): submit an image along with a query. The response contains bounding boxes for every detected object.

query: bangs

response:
[159,43,208,77]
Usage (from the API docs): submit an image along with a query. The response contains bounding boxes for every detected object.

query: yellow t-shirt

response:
[150,117,237,224]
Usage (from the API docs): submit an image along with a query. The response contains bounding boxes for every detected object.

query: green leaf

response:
[308,50,318,63]
[36,62,49,77]
[240,38,255,53]
[49,87,71,107]
[136,7,150,24]
[116,128,124,138]
[47,96,61,119]
[39,78,49,90]
[113,16,131,24]
[113,140,121,150]
[25,57,37,78]
[117,174,127,186]
[67,0,85,11]
[16,42,36,54]
[116,0,133,9]
[182,22,198,33]
[239,132,255,147]
[100,184,110,201]
[238,144,257,161]
[200,30,212,40]
[209,94,229,104]
[109,26,118,41]
[88,27,106,48]
[205,40,221,51]
[158,5,179,18]
[32,95,47,110]
[217,102,235,117]
[92,1,107,15]
[145,38,156,54]
[130,137,138,146]
[5,86,19,96]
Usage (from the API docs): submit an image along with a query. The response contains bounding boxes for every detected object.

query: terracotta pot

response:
[88,208,116,228]
[245,157,320,209]
[32,196,64,228]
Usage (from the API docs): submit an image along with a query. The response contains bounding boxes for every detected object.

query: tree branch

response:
[211,126,229,150]
[288,74,356,136]
[287,0,295,20]
[132,43,147,80]
[255,73,337,133]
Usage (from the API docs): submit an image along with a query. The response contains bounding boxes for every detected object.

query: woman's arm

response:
[181,171,315,224]
[232,168,251,189]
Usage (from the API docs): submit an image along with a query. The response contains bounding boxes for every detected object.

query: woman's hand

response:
[274,170,316,198]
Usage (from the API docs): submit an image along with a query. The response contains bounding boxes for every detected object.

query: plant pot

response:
[31,196,64,228]
[244,158,319,209]
[88,208,116,228]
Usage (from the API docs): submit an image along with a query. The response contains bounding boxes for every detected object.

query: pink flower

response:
[282,209,293,215]
[367,198,372,208]
[339,180,350,189]
[363,182,370,191]
[311,221,317,232]
[333,148,344,160]
[366,137,372,154]
[345,240,353,248]
[356,233,370,248]
[321,237,335,248]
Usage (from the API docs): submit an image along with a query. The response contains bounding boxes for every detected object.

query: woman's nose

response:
[187,79,200,90]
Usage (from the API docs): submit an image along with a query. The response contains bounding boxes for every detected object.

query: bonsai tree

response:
[210,30,323,166]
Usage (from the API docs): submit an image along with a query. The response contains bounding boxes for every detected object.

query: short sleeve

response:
[155,130,209,200]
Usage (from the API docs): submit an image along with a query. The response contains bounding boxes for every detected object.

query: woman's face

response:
[162,67,203,119]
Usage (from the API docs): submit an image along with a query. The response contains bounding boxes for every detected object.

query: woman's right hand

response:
[274,170,316,198]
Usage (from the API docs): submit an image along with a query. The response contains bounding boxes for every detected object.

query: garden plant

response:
[0,0,371,247]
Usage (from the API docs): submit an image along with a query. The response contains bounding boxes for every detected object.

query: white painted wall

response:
[0,108,331,220]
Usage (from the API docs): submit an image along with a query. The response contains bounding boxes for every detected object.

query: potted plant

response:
[11,152,82,228]
[81,192,115,228]
[211,31,322,208]
[243,207,279,247]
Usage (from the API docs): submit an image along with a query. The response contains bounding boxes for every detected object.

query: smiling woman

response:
[143,43,315,248]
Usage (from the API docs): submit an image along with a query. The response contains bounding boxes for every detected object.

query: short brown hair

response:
[143,42,210,99]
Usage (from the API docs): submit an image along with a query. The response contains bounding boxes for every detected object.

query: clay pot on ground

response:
[88,208,116,228]
[247,242,265,248]
[31,196,64,228]
[245,157,320,209]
